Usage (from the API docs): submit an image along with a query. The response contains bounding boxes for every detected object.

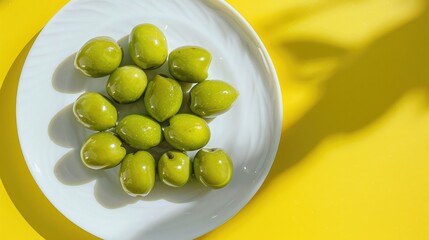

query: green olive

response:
[164,114,210,151]
[144,74,183,122]
[106,66,148,103]
[116,114,162,149]
[190,80,239,117]
[80,132,126,170]
[158,151,191,187]
[129,23,168,69]
[74,36,122,78]
[193,148,233,189]
[73,92,117,131]
[119,151,155,197]
[168,46,211,83]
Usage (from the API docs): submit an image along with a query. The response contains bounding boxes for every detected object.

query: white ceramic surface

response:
[16,0,282,239]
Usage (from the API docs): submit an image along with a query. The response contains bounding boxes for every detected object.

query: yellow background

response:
[1,0,429,239]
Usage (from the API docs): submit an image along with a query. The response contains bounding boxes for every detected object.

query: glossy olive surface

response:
[190,80,239,117]
[158,151,191,187]
[168,46,211,83]
[74,36,122,78]
[80,132,126,170]
[144,75,183,122]
[119,151,155,197]
[73,92,117,131]
[116,114,162,149]
[163,114,210,151]
[193,148,233,189]
[129,23,168,69]
[107,65,147,103]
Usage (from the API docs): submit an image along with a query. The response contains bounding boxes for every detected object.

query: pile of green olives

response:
[73,23,238,197]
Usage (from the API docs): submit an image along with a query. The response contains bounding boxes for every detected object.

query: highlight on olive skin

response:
[73,92,117,131]
[163,114,211,151]
[158,151,191,187]
[190,80,239,117]
[144,74,183,122]
[80,132,126,170]
[168,46,212,83]
[116,114,162,150]
[107,66,148,104]
[129,23,168,69]
[193,148,233,189]
[119,151,156,197]
[74,36,123,78]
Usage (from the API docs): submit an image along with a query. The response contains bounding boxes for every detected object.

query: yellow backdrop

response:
[1,0,429,239]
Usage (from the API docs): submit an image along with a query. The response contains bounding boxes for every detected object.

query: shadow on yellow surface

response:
[0,36,99,240]
[261,2,429,186]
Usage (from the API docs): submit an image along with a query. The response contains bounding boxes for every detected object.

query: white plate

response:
[16,0,282,239]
